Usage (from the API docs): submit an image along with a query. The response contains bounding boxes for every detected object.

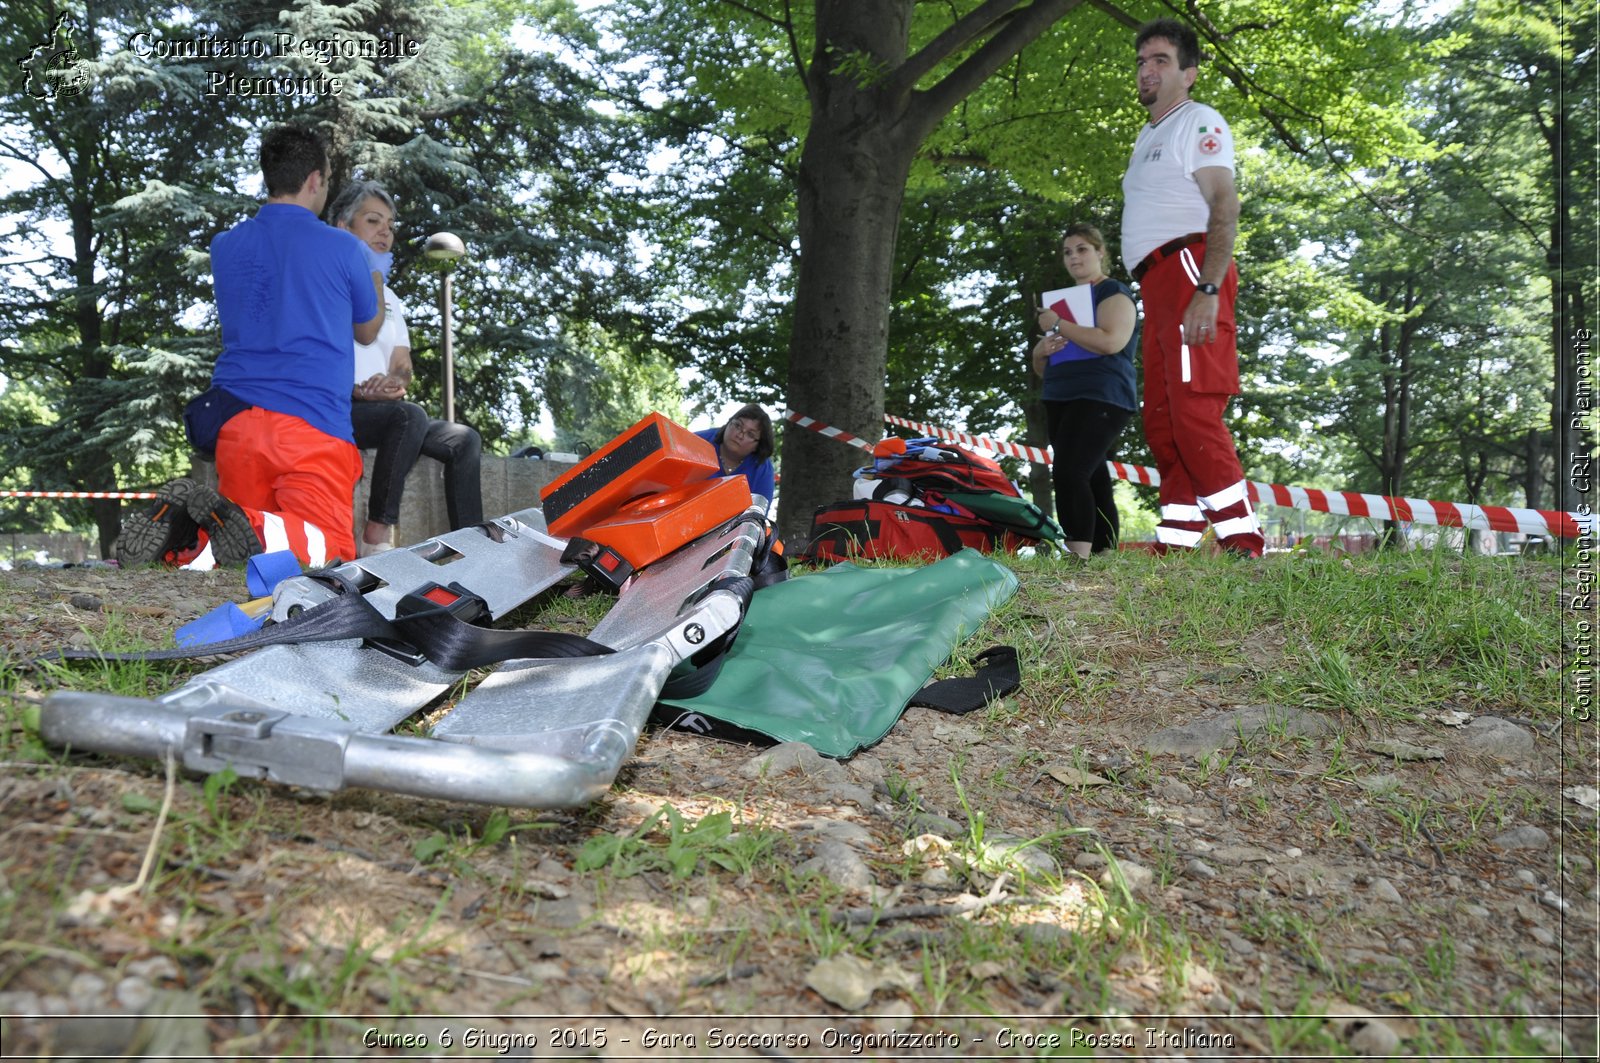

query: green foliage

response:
[200,765,241,825]
[542,330,686,450]
[1,0,1582,547]
[598,0,1426,371]
[575,803,775,880]
[413,808,520,866]
[1216,0,1571,515]
[588,2,1470,542]
[0,0,686,553]
[1,3,246,546]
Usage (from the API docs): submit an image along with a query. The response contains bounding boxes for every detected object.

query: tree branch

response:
[829,873,1019,926]
[891,0,1029,93]
[1085,0,1141,31]
[781,0,811,93]
[903,0,1086,144]
[534,64,798,184]
[715,0,811,90]
[0,141,61,188]
[717,0,789,31]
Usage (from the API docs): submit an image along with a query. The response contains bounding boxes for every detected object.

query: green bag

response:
[942,489,1065,546]
[655,549,1018,758]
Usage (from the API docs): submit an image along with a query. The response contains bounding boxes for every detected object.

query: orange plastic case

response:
[581,475,752,570]
[539,413,753,569]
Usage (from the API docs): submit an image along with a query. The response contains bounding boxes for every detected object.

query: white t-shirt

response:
[352,284,410,383]
[1120,99,1235,270]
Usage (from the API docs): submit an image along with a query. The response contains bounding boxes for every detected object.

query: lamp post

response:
[423,232,466,423]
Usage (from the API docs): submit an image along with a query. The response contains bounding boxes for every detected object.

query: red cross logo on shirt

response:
[1198,132,1222,155]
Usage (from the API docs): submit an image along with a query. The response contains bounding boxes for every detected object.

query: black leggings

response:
[351,399,484,531]
[1044,398,1133,551]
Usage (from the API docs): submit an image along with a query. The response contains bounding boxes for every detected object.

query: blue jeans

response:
[351,399,484,531]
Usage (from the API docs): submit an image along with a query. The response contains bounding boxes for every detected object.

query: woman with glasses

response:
[697,404,776,511]
[1030,223,1139,560]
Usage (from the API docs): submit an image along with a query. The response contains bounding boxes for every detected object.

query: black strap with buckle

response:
[560,537,636,592]
[32,569,615,672]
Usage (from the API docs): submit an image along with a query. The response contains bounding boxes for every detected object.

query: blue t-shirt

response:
[696,426,775,510]
[210,203,379,443]
[1040,278,1139,412]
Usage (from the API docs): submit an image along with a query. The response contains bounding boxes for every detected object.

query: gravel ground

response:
[2,558,1595,1059]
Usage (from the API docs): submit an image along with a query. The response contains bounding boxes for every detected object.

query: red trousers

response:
[215,408,363,565]
[1140,243,1262,555]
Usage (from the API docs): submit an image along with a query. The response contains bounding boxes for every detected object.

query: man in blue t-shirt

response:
[116,125,383,569]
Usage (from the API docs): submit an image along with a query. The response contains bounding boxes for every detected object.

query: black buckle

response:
[369,581,488,665]
[560,537,635,592]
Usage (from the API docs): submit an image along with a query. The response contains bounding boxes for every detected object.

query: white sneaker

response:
[359,539,394,558]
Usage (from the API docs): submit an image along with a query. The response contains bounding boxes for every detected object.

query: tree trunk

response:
[1376,284,1420,550]
[1376,312,1400,546]
[1023,392,1052,515]
[776,129,915,545]
[773,0,918,546]
[1548,69,1587,518]
[93,498,121,559]
[771,0,1084,546]
[1019,246,1063,517]
[1523,427,1544,510]
[1464,446,1490,555]
[69,168,126,556]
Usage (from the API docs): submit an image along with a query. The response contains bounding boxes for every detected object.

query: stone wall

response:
[194,454,576,548]
[356,454,574,545]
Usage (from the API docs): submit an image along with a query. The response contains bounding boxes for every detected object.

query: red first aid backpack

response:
[802,498,1037,563]
[872,439,1020,497]
[800,438,1062,563]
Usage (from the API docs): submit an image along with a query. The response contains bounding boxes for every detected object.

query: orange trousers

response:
[215,408,363,566]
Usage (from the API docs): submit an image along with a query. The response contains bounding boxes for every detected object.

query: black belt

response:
[1131,232,1206,282]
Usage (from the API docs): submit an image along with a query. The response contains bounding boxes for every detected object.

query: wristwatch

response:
[1196,282,1220,296]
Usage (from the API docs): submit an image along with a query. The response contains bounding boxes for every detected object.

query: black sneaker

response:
[186,482,262,566]
[115,479,201,566]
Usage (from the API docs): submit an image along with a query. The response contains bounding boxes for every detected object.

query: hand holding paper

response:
[1040,285,1098,365]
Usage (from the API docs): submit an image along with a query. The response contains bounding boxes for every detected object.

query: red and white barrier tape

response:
[787,409,1590,539]
[1112,460,1158,488]
[783,411,874,452]
[1,489,158,500]
[884,413,1048,463]
[1246,482,1586,539]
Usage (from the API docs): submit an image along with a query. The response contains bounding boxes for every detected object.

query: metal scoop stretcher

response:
[39,501,767,809]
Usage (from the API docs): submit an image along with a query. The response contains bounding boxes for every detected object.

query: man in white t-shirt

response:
[1121,18,1263,558]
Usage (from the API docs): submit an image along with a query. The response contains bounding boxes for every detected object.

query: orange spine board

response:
[539,413,720,538]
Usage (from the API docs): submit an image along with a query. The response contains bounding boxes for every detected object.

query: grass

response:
[0,543,1582,1058]
[1091,544,1562,718]
[574,802,778,881]
[27,628,194,701]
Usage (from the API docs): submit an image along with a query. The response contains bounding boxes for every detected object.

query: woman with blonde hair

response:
[1030,223,1139,559]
